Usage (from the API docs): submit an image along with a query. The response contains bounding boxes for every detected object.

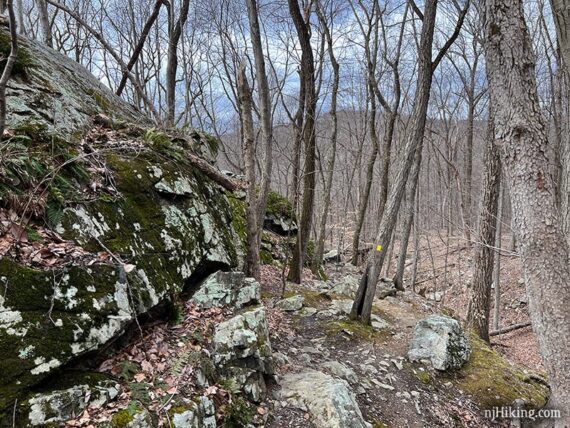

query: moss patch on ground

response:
[322,318,389,342]
[449,333,549,410]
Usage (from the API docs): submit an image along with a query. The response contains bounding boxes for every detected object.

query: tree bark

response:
[485,0,570,421]
[0,0,17,140]
[467,110,501,342]
[37,0,53,47]
[237,63,260,279]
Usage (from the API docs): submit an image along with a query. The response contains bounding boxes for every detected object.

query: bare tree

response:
[350,0,469,324]
[0,0,18,140]
[287,0,318,284]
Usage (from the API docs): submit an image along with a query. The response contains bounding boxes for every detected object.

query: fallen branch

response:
[490,321,532,337]
[186,152,246,192]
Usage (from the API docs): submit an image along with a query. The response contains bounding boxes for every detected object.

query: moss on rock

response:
[451,333,549,410]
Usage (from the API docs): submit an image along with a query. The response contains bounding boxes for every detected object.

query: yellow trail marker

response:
[376,245,382,252]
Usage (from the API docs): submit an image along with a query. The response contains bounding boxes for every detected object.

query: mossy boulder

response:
[0,26,241,423]
[213,307,274,402]
[451,333,549,410]
[263,190,297,236]
[15,372,119,426]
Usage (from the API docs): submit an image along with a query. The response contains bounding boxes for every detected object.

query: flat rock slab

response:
[279,369,368,428]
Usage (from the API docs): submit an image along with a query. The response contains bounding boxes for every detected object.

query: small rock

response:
[276,295,304,311]
[321,361,358,384]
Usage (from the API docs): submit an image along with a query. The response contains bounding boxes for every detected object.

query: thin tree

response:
[0,0,18,140]
[287,0,318,284]
[313,0,339,274]
[350,0,469,324]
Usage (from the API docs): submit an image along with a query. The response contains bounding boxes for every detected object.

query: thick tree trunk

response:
[287,0,317,284]
[467,111,501,342]
[486,0,570,421]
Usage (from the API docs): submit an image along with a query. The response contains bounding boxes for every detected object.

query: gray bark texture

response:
[466,111,501,343]
[486,0,570,421]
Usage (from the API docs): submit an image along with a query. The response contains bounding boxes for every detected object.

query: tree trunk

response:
[492,181,504,332]
[237,64,260,279]
[37,0,53,47]
[313,4,339,274]
[166,0,190,126]
[551,0,570,254]
[393,143,423,290]
[287,0,317,284]
[246,0,273,255]
[467,110,501,342]
[486,0,570,420]
[351,83,379,266]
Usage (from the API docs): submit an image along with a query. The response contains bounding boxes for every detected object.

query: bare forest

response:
[0,0,569,427]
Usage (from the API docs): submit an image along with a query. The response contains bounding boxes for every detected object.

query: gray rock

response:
[280,370,368,428]
[321,361,358,384]
[407,315,471,370]
[127,409,153,428]
[323,250,341,263]
[23,380,119,426]
[299,306,318,317]
[328,299,354,316]
[328,276,360,298]
[371,314,391,331]
[213,307,274,402]
[172,396,216,428]
[191,271,260,309]
[276,295,304,311]
[426,292,443,302]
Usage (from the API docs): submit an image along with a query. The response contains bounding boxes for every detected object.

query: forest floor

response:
[60,234,543,427]
[260,264,506,428]
[402,232,542,372]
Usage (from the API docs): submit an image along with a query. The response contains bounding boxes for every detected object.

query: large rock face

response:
[3,24,143,135]
[0,28,241,418]
[407,315,471,370]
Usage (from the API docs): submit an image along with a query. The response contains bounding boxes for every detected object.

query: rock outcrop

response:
[213,307,274,402]
[0,27,244,419]
[407,315,471,370]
